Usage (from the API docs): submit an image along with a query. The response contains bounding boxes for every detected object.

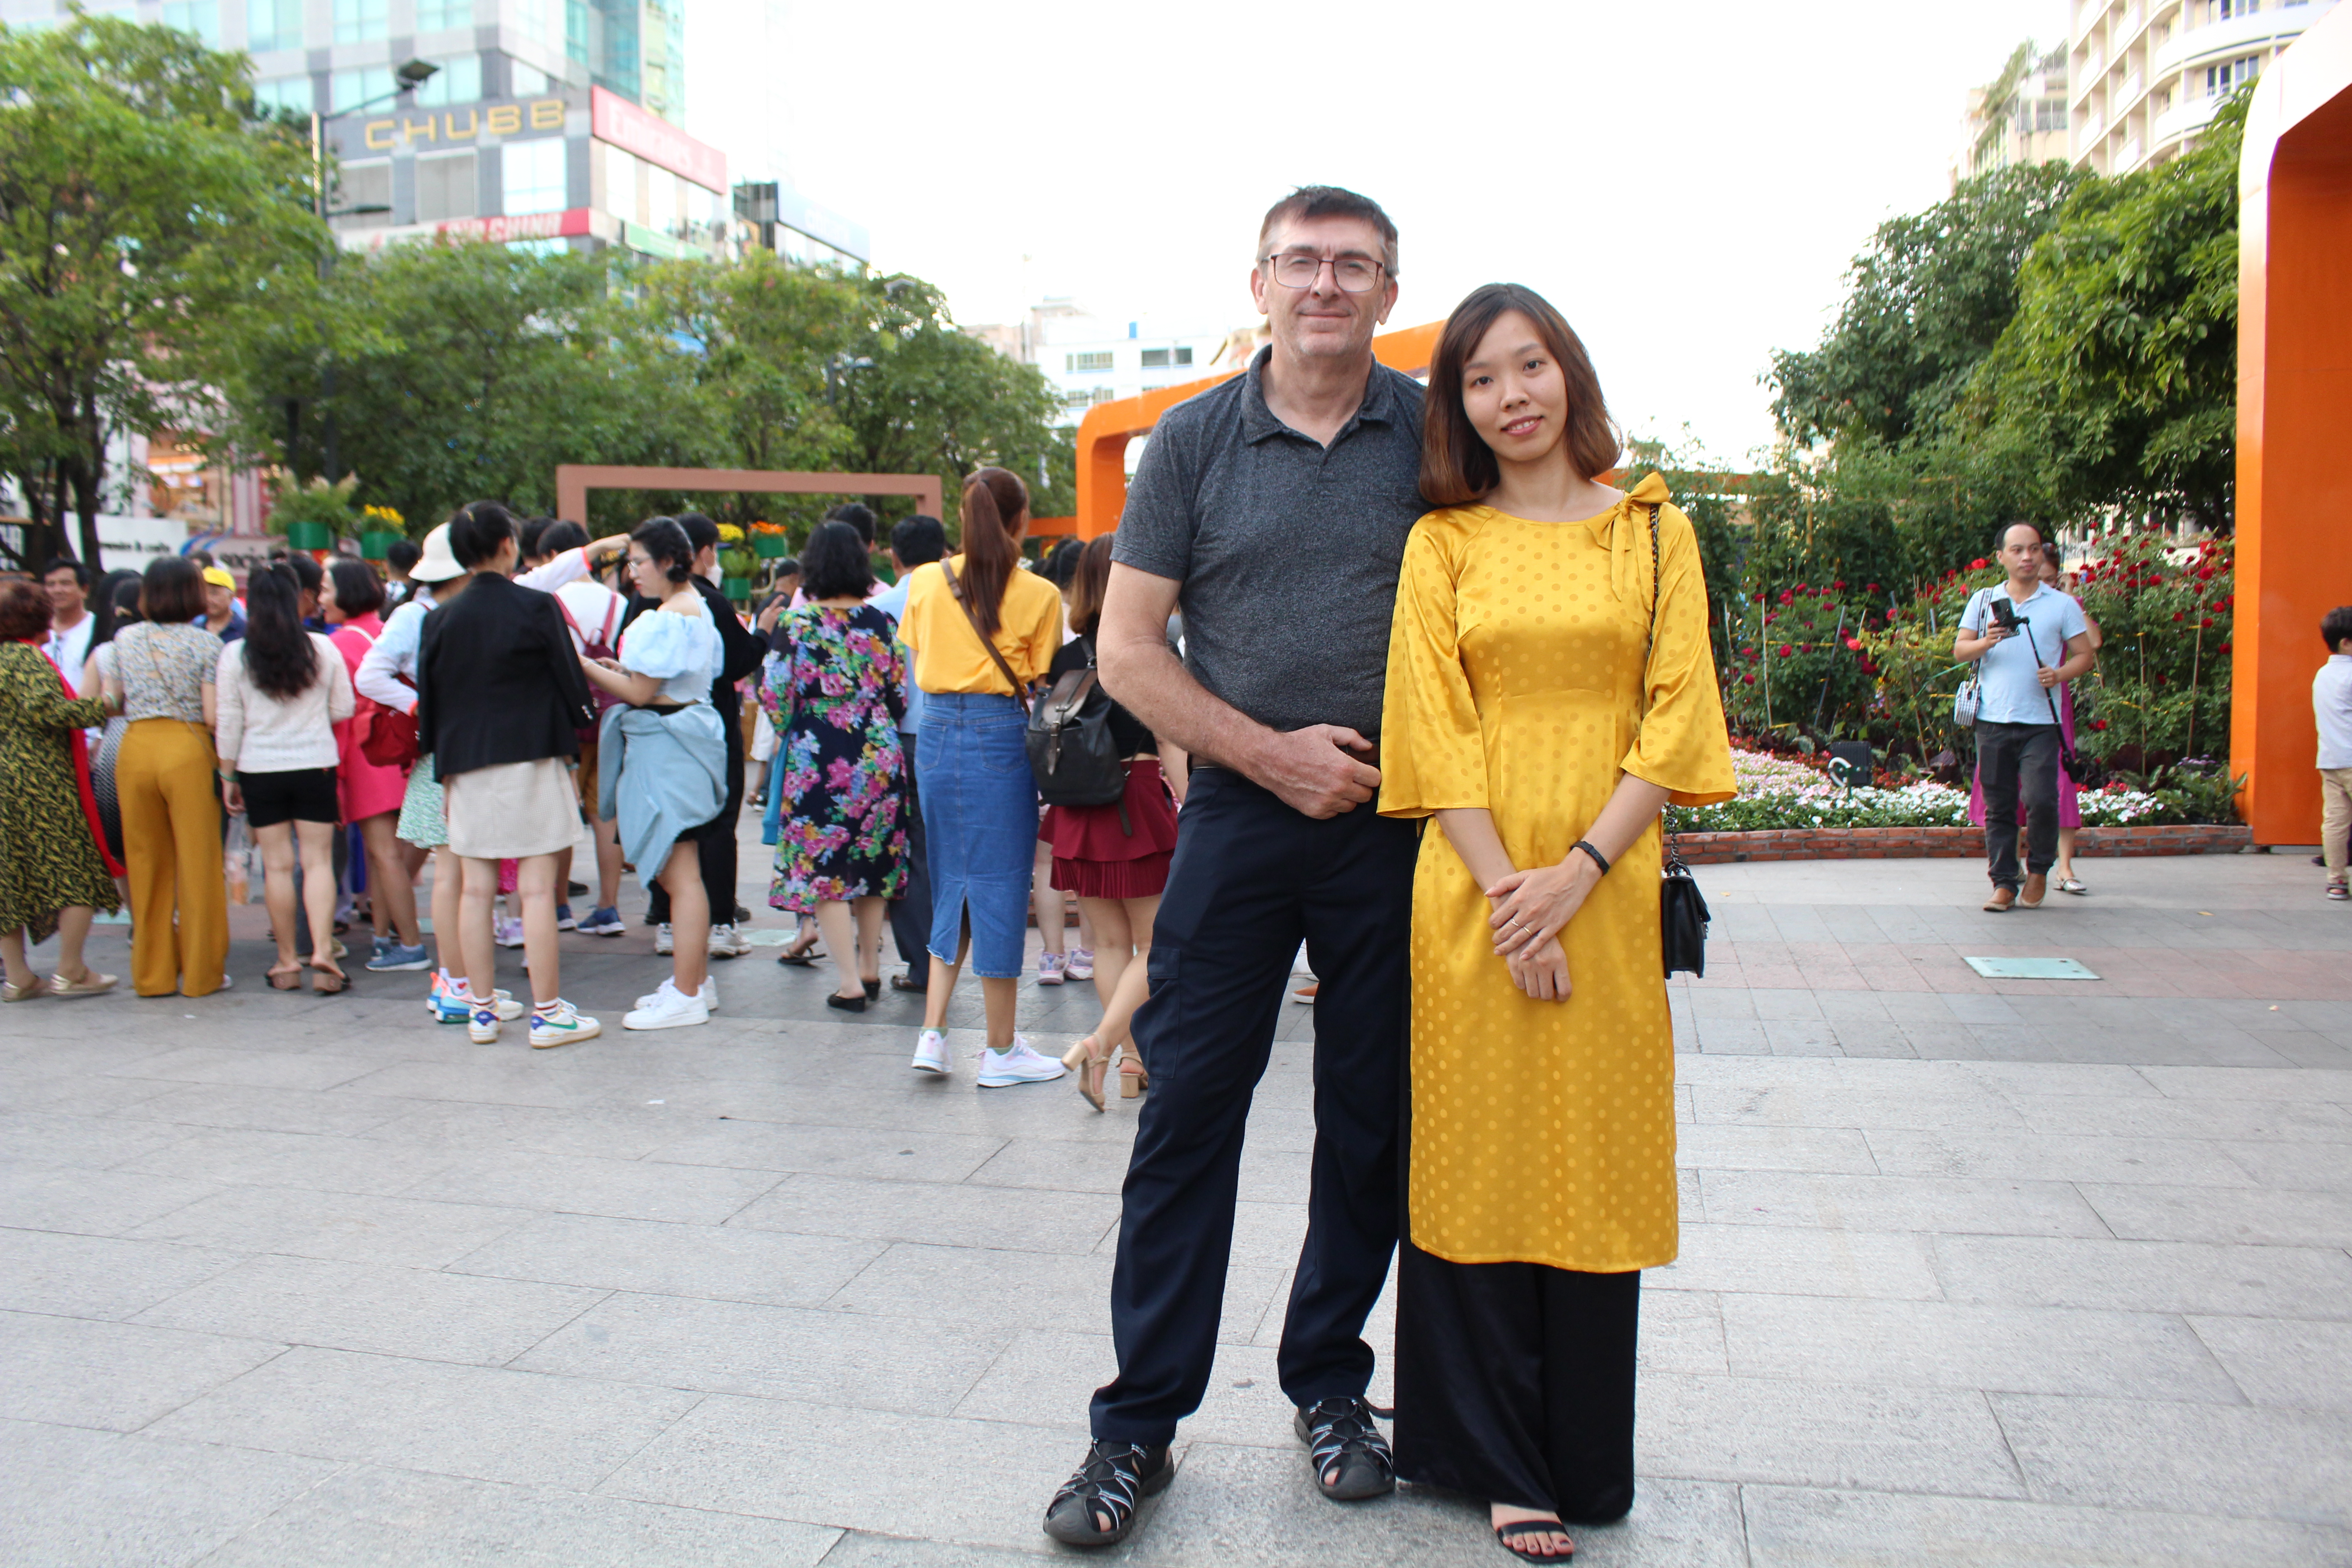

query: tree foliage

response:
[1766,162,2082,449]
[1963,92,2245,530]
[0,10,323,564]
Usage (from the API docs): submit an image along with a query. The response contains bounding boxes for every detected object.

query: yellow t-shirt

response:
[898,557,1064,696]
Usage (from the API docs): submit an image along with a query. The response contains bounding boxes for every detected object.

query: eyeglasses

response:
[1260,253,1386,293]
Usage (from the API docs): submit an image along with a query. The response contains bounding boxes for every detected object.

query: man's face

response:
[1999,528,2043,583]
[44,568,85,622]
[693,544,718,583]
[206,582,235,622]
[1250,214,1396,365]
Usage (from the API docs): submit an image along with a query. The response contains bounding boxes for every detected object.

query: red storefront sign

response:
[590,86,727,193]
[431,207,596,243]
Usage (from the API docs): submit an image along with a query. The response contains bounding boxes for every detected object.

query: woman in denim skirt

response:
[895,467,1069,1087]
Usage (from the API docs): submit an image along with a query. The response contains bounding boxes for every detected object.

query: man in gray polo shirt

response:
[1041,186,1425,1548]
[1957,521,2096,911]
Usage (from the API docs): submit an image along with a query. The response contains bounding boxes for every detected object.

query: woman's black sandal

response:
[1494,1518,1574,1560]
[1041,1441,1171,1547]
[862,977,881,999]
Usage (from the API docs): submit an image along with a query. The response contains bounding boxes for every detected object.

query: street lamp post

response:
[308,58,440,220]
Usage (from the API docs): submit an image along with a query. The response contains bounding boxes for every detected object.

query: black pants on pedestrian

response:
[1089,765,1416,1446]
[649,692,745,926]
[888,737,931,986]
[1394,1242,1639,1522]
[1976,719,2059,889]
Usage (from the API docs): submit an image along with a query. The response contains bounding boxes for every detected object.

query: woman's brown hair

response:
[0,579,49,642]
[1421,282,1619,507]
[956,466,1029,637]
[1068,534,1115,637]
[138,556,207,625]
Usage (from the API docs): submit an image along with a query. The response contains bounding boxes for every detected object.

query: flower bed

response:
[1666,748,2214,835]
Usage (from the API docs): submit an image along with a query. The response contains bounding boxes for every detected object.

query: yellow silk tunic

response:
[1377,472,1735,1271]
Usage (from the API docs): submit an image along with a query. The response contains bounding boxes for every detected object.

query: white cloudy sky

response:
[767,0,2067,463]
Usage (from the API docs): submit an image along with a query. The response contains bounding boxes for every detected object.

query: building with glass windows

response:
[2068,0,2338,173]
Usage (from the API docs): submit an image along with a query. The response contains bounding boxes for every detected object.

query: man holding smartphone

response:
[1956,522,2097,911]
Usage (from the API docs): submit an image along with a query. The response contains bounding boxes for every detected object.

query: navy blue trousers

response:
[1090,766,1416,1446]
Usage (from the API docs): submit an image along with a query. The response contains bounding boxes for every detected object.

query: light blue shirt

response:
[617,605,724,706]
[1960,582,2089,726]
[870,577,920,735]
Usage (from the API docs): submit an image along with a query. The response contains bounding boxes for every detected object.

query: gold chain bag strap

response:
[1638,502,1710,977]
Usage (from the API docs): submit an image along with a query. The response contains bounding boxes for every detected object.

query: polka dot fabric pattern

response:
[1378,473,1735,1272]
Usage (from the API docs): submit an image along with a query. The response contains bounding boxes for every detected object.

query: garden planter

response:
[284,521,332,552]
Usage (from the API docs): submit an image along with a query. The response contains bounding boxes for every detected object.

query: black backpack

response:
[1027,646,1127,808]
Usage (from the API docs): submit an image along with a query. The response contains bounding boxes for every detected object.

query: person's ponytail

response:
[955,466,1028,637]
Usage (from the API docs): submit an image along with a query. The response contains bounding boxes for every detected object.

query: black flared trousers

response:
[1394,1241,1640,1521]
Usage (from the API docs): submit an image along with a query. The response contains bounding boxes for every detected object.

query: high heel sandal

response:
[1061,1035,1108,1111]
[1118,1048,1149,1099]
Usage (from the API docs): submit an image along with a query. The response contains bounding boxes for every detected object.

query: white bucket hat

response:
[410,522,465,583]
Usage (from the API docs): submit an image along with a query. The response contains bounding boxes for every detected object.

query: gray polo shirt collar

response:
[1238,344,1402,446]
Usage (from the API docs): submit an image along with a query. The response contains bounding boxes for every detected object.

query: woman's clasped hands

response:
[1485,855,1602,1004]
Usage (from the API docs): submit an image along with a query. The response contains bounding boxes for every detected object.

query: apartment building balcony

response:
[2151,85,2225,146]
[2154,0,2339,76]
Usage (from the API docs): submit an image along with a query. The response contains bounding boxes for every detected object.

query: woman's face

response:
[628,549,670,600]
[2038,558,2063,589]
[320,577,346,624]
[1461,309,1568,470]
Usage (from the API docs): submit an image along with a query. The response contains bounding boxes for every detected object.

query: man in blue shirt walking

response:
[1956,522,2097,911]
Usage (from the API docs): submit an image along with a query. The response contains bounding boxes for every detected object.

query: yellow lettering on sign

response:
[485,103,522,135]
[529,98,564,129]
[402,115,438,144]
[363,118,397,149]
[444,108,479,139]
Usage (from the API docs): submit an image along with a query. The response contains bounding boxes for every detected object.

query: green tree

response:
[1766,161,2082,450]
[206,242,714,533]
[0,10,322,564]
[1964,92,2245,530]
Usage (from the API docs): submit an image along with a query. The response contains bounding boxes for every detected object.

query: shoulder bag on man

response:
[1637,504,1711,977]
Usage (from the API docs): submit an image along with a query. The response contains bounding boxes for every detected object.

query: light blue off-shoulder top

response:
[617,604,725,706]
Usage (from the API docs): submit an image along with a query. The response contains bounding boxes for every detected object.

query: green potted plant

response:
[269,474,362,554]
[717,524,755,602]
[749,520,790,559]
[357,504,406,559]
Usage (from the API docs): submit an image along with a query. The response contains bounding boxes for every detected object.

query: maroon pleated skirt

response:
[1045,755,1180,899]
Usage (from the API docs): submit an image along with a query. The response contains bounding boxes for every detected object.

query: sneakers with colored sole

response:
[530,1000,601,1047]
[977,1036,1067,1088]
[466,1006,500,1044]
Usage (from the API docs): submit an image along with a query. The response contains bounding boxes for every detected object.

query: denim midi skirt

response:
[918,691,1036,979]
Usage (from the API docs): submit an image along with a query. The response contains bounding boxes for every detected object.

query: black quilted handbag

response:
[1641,503,1710,977]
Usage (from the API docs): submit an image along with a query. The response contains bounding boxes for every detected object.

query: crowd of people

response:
[0,484,1177,1071]
[7,179,2347,1566]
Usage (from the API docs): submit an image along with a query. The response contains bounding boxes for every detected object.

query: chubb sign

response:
[349,94,572,152]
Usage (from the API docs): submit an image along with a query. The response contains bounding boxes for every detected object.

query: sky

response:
[756,0,2068,466]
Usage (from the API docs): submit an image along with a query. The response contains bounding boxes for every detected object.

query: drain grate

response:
[1963,956,2101,980]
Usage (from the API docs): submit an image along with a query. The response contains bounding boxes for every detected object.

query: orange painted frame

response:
[1069,321,1444,540]
[553,465,943,526]
[2230,7,2352,844]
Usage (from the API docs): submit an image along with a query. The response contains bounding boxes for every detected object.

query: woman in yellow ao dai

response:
[1376,284,1733,1561]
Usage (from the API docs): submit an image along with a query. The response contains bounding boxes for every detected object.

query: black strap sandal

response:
[1294,1396,1396,1501]
[1042,1441,1171,1548]
[1495,1518,1574,1560]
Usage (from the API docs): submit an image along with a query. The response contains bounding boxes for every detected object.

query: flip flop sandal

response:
[1495,1519,1575,1561]
[309,965,350,996]
[774,942,826,967]
[266,967,304,991]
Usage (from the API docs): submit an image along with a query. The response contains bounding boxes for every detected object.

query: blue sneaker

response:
[556,904,577,931]
[368,941,432,973]
[578,905,627,937]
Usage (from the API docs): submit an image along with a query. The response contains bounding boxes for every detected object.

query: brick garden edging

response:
[1673,823,2250,865]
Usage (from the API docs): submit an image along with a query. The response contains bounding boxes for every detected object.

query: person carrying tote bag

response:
[893,467,1068,1087]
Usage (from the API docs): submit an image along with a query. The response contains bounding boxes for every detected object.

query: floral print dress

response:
[762,603,908,912]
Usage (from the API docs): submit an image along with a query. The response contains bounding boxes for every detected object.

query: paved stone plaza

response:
[2,834,2347,1566]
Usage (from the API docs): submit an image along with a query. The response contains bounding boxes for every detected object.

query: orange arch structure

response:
[1070,321,1443,540]
[2231,7,2352,844]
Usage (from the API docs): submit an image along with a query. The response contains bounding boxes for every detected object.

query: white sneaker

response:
[493,915,526,948]
[707,922,750,958]
[529,1000,601,1048]
[466,1005,500,1044]
[655,922,674,956]
[624,979,712,1031]
[636,976,718,1013]
[910,1029,951,1075]
[977,1035,1067,1088]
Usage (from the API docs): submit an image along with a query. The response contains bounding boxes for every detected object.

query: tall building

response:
[2068,0,2339,175]
[1951,43,2070,189]
[966,302,1250,428]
